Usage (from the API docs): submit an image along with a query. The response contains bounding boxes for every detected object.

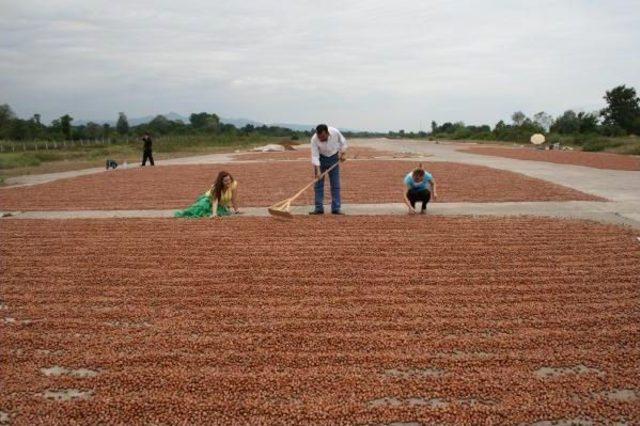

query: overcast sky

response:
[1,0,639,131]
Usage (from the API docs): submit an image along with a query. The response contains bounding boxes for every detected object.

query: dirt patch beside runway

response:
[462,146,640,171]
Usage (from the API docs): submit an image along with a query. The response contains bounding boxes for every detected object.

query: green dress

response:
[174,192,231,218]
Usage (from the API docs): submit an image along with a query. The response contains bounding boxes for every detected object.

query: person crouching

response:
[403,164,437,214]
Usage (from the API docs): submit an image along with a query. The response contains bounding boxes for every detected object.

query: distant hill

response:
[75,112,189,127]
[272,123,363,133]
[219,117,264,128]
[271,123,316,132]
[128,112,190,126]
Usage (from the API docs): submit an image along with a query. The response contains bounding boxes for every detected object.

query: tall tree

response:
[85,122,102,139]
[577,112,599,133]
[27,114,44,139]
[241,124,255,133]
[600,85,640,134]
[60,114,73,140]
[438,122,453,133]
[8,119,29,140]
[511,111,527,126]
[116,112,129,135]
[0,104,15,129]
[149,115,171,134]
[550,110,580,134]
[189,112,220,131]
[533,111,553,132]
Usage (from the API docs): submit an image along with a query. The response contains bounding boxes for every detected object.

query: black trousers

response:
[142,150,154,166]
[407,189,431,211]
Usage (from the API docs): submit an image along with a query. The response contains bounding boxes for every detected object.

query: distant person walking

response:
[310,124,347,215]
[141,132,154,166]
[403,164,437,214]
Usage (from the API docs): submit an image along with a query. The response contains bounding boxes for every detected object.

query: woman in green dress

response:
[175,171,240,218]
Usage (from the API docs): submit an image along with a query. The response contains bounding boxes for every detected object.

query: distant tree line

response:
[0,108,303,142]
[392,85,640,148]
[1,85,638,147]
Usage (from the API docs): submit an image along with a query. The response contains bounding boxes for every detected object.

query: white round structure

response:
[530,133,546,145]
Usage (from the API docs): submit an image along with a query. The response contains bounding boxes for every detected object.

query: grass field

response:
[0,134,286,182]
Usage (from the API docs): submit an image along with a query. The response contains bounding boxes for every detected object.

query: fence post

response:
[12,143,15,152]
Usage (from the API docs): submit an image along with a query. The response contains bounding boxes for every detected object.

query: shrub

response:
[625,145,640,155]
[601,124,627,137]
[582,138,609,152]
[573,134,623,151]
[547,134,562,144]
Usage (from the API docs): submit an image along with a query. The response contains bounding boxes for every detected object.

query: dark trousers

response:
[407,189,430,211]
[314,153,341,213]
[142,150,154,166]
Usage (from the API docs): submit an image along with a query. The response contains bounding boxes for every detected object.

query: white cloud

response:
[0,0,639,130]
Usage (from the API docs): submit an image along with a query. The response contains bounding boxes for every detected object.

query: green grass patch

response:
[0,134,282,173]
[0,152,44,169]
[616,141,640,155]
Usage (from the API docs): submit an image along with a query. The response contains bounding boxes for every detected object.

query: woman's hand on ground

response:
[433,192,438,201]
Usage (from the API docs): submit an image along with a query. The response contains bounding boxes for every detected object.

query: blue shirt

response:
[404,171,432,192]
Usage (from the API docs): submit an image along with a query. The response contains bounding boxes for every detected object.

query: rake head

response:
[267,206,294,220]
[268,198,294,219]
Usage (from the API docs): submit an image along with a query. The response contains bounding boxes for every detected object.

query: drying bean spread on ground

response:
[1,217,638,425]
[0,161,601,211]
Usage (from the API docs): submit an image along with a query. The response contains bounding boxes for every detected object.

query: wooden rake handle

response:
[287,160,342,203]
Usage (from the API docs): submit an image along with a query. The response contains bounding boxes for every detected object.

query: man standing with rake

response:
[309,124,347,215]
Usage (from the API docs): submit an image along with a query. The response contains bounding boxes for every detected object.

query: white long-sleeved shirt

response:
[310,127,347,166]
